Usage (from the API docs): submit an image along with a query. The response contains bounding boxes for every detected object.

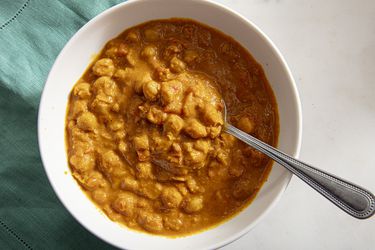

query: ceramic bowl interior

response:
[38,0,302,249]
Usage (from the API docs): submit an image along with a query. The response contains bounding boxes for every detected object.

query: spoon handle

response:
[226,124,375,219]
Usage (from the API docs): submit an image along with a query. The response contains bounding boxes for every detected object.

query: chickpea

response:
[105,47,118,58]
[161,187,183,208]
[136,162,154,179]
[184,119,207,139]
[232,178,254,200]
[184,49,198,63]
[146,106,167,125]
[141,45,157,59]
[237,117,254,134]
[169,57,186,73]
[229,164,244,177]
[182,142,206,166]
[182,92,199,117]
[126,50,137,66]
[92,58,115,77]
[134,74,153,94]
[154,67,174,81]
[142,81,160,101]
[137,211,163,233]
[112,193,138,217]
[186,177,201,194]
[163,44,182,60]
[92,189,108,204]
[193,140,211,154]
[144,28,159,41]
[100,150,123,173]
[126,31,139,42]
[76,112,97,131]
[120,177,139,192]
[83,171,107,190]
[73,82,91,99]
[133,134,150,161]
[160,80,182,105]
[133,134,149,151]
[163,214,183,231]
[163,114,184,135]
[118,141,128,155]
[69,153,95,173]
[182,195,204,213]
[202,104,223,126]
[92,76,118,96]
[71,100,88,118]
[208,125,222,139]
[109,119,124,131]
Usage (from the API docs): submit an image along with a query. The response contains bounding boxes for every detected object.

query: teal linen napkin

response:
[0,1,124,249]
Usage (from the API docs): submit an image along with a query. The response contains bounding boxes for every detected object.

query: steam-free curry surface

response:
[66,19,278,236]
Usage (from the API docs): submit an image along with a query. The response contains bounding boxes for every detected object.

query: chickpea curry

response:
[66,19,278,236]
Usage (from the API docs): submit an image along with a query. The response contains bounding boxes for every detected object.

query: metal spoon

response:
[222,102,375,219]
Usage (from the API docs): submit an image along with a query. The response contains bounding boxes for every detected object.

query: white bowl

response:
[38,0,302,249]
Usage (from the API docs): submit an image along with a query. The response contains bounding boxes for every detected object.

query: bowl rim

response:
[38,0,303,249]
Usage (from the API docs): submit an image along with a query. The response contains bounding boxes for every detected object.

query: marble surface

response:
[213,0,375,249]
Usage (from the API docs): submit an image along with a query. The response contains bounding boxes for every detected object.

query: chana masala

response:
[66,19,278,236]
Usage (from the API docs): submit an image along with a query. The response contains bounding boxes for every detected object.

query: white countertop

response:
[214,0,375,249]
